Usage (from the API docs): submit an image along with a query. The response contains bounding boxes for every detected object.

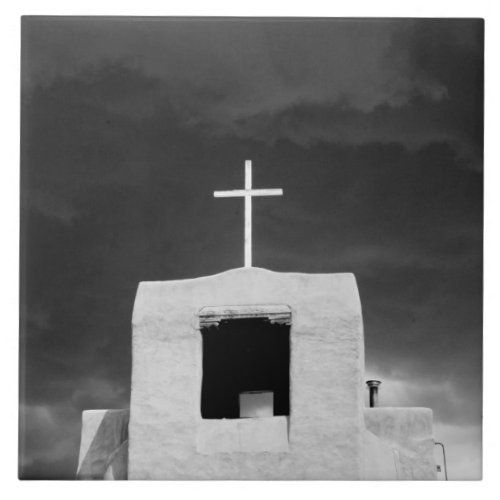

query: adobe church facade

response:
[77,267,436,480]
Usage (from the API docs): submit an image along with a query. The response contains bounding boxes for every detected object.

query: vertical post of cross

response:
[245,160,252,267]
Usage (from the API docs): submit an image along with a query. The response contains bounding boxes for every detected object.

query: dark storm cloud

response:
[20,18,482,479]
[22,18,478,152]
[23,18,442,107]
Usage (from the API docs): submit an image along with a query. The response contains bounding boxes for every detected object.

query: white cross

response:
[214,160,283,268]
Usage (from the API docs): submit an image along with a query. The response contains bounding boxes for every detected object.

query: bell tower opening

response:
[200,317,290,419]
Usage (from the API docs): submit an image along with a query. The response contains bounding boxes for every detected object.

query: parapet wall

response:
[364,407,436,480]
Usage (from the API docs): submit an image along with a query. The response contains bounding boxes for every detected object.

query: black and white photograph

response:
[19,16,483,480]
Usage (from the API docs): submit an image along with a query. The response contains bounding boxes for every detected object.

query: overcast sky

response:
[19,17,483,479]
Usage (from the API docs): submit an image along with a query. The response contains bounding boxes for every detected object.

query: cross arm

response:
[214,190,247,197]
[249,189,283,196]
[214,188,283,198]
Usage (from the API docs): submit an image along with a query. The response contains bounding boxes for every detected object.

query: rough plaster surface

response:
[129,267,365,479]
[362,430,398,480]
[197,416,289,454]
[364,408,437,480]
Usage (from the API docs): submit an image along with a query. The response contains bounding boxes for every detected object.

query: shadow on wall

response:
[77,409,129,480]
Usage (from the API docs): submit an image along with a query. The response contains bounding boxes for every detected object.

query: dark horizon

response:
[20,17,483,479]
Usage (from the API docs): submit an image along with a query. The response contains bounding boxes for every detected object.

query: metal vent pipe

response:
[366,380,381,408]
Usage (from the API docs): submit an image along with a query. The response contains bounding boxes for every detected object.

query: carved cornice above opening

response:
[198,304,292,328]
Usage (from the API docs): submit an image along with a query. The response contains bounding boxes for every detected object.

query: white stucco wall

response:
[128,267,365,479]
[364,408,437,480]
[361,429,399,480]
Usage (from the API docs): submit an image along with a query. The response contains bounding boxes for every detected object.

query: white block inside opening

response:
[239,391,274,418]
